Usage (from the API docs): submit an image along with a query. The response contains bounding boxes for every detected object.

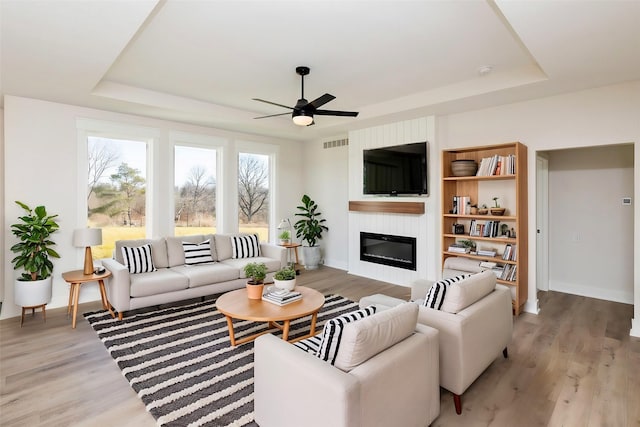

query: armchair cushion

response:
[334,302,418,372]
[441,270,496,314]
[317,305,377,365]
[423,274,470,310]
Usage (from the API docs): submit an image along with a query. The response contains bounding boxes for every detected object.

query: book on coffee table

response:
[262,289,302,306]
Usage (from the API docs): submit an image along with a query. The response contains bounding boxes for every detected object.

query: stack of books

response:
[448,244,470,254]
[262,289,302,306]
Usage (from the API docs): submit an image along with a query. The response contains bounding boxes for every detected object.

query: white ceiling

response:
[2,0,639,142]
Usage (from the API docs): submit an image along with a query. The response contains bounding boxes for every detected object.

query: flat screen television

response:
[363,142,427,196]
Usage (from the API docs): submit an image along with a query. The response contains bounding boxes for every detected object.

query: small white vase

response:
[14,277,53,307]
[273,278,296,291]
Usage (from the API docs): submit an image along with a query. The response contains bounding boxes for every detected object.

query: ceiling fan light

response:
[292,111,313,126]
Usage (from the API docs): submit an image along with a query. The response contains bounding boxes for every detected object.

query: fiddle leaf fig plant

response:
[10,201,61,281]
[294,194,328,247]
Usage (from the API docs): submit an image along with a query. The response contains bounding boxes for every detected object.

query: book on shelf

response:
[262,289,302,306]
[502,244,517,261]
[448,244,470,254]
[477,249,497,257]
[476,154,516,176]
[452,195,471,215]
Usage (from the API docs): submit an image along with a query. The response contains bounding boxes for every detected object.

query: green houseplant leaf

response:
[293,194,328,247]
[10,201,61,281]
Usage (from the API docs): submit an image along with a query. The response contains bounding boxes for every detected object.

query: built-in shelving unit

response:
[441,142,528,315]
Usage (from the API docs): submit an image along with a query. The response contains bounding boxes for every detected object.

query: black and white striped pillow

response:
[317,305,377,365]
[231,234,261,259]
[423,274,470,310]
[121,244,156,274]
[293,335,323,355]
[182,239,214,265]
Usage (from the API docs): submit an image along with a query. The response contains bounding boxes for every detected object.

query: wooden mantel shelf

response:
[349,200,425,215]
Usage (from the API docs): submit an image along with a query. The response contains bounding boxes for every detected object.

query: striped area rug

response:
[83,294,359,427]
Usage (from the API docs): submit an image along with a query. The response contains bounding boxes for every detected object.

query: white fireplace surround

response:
[347,117,439,287]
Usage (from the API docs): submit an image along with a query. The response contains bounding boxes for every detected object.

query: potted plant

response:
[273,266,296,291]
[278,229,291,245]
[243,262,267,299]
[478,204,489,215]
[490,197,506,216]
[10,201,61,311]
[294,194,328,270]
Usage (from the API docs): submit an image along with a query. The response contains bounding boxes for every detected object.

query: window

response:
[238,152,270,241]
[174,145,217,236]
[87,136,147,259]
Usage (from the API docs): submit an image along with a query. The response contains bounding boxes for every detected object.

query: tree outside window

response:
[238,153,269,241]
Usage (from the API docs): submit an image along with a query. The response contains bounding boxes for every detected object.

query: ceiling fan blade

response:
[252,98,293,110]
[254,112,292,119]
[308,93,336,109]
[314,109,359,117]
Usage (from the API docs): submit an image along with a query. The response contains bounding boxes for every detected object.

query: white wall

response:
[2,96,303,320]
[0,110,4,304]
[300,135,351,270]
[547,145,634,303]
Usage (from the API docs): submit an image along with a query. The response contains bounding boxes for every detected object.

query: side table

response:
[279,242,301,274]
[62,269,115,328]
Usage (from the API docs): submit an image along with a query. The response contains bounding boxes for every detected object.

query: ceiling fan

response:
[253,66,359,126]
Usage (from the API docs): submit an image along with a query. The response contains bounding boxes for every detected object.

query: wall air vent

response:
[323,139,349,149]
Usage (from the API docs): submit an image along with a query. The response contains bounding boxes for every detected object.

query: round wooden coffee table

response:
[216,286,325,346]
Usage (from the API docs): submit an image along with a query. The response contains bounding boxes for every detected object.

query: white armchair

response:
[361,270,513,415]
[254,303,440,427]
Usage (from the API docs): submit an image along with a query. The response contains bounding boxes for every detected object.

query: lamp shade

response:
[73,228,102,247]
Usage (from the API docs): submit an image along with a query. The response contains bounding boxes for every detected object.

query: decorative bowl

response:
[451,160,478,177]
[477,209,489,215]
[490,208,506,216]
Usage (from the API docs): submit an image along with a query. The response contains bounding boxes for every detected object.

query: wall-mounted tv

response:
[363,141,427,196]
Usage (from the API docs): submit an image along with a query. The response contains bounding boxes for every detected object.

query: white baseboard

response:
[631,318,640,338]
[549,280,633,305]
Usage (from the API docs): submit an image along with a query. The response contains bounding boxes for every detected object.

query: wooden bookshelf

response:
[441,142,528,315]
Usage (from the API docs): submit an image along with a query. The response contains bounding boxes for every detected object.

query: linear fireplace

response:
[360,232,417,271]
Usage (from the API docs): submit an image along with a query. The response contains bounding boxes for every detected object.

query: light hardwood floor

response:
[1,267,638,426]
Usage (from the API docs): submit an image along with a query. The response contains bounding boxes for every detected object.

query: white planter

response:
[302,246,322,270]
[273,278,296,291]
[14,277,53,307]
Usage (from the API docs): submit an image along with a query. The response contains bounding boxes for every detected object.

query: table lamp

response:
[73,228,102,275]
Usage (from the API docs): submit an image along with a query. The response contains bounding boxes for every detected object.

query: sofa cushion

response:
[441,270,497,314]
[317,305,377,365]
[171,263,240,288]
[166,234,216,267]
[221,257,282,277]
[231,234,261,258]
[129,268,189,297]
[121,244,157,274]
[423,274,470,310]
[214,234,239,261]
[182,239,215,265]
[115,238,168,269]
[334,302,418,372]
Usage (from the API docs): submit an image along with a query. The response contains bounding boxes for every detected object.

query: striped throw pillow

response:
[121,244,156,274]
[231,234,261,259]
[423,274,470,310]
[317,305,377,365]
[182,239,214,265]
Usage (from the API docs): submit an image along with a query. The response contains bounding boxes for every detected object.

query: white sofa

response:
[102,234,286,319]
[360,270,513,415]
[254,303,441,427]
